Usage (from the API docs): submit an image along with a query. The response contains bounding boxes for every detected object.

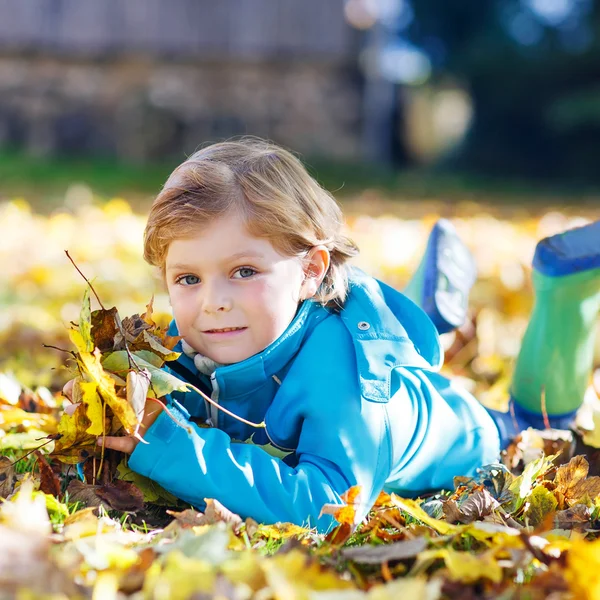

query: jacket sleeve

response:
[128,323,391,531]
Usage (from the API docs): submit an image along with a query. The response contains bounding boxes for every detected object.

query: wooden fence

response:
[0,0,355,60]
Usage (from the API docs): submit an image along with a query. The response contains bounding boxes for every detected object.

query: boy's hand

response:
[96,398,163,454]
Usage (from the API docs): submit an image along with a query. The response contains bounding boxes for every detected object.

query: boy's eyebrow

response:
[166,251,266,271]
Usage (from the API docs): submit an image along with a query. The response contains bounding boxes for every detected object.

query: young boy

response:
[83,139,599,530]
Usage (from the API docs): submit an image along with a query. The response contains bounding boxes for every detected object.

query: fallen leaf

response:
[524,484,557,527]
[443,489,500,524]
[342,536,427,564]
[34,451,61,497]
[554,455,600,507]
[319,486,363,525]
[127,369,151,423]
[51,402,98,464]
[554,504,591,530]
[78,380,105,436]
[102,351,188,398]
[116,459,179,505]
[565,536,600,599]
[392,496,458,535]
[95,479,144,512]
[66,480,102,508]
[0,456,16,498]
[90,306,121,352]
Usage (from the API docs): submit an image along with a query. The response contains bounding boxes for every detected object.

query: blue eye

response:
[178,275,200,286]
[234,267,256,279]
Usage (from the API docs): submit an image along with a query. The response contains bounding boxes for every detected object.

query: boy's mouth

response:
[203,327,247,334]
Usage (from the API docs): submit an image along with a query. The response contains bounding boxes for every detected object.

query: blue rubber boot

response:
[404,219,477,334]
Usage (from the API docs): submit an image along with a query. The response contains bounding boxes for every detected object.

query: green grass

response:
[1,148,600,213]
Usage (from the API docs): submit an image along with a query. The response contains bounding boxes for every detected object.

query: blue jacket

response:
[129,269,500,530]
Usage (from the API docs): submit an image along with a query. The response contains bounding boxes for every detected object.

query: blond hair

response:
[144,138,359,306]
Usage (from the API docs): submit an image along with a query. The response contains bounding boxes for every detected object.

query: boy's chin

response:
[204,346,260,366]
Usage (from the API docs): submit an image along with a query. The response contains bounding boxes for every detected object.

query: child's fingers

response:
[96,436,136,454]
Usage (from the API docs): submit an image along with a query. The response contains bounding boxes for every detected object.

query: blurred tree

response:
[404,0,600,180]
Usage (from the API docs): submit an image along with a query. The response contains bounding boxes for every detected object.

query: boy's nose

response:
[201,283,233,313]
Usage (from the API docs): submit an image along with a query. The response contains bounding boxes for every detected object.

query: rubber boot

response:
[511,220,600,420]
[404,219,477,334]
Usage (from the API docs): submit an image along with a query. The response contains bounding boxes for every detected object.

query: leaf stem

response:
[8,438,56,467]
[96,394,108,483]
[65,250,106,310]
[182,382,266,429]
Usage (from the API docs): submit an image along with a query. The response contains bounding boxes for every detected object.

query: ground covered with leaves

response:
[1,192,600,599]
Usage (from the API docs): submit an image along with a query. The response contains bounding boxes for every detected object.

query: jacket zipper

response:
[209,372,220,427]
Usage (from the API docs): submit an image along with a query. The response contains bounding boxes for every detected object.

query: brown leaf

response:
[95,480,144,512]
[442,500,464,524]
[117,314,151,348]
[443,489,499,524]
[0,456,16,499]
[165,508,206,528]
[141,297,156,327]
[341,536,427,564]
[168,499,243,533]
[67,479,144,512]
[569,476,600,505]
[202,498,243,531]
[554,455,589,493]
[66,480,102,508]
[91,307,121,352]
[163,335,183,351]
[325,523,353,546]
[34,452,61,497]
[554,504,591,530]
[119,547,156,595]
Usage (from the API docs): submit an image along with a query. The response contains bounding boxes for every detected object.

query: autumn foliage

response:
[1,197,600,599]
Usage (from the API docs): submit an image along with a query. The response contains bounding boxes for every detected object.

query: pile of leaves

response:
[1,196,600,599]
[3,350,600,599]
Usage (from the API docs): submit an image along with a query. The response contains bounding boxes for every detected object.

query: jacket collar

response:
[168,268,443,401]
[168,299,330,396]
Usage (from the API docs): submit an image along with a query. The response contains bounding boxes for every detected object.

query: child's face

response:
[165,212,308,364]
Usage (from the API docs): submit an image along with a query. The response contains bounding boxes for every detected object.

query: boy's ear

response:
[300,245,330,300]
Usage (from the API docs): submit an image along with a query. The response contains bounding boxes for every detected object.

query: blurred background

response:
[0,0,598,413]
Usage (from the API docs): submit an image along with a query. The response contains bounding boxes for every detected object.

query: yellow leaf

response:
[69,328,88,354]
[142,551,215,600]
[79,381,104,436]
[565,537,600,600]
[79,349,137,434]
[368,577,442,600]
[443,548,503,584]
[255,522,309,541]
[220,551,266,591]
[525,485,558,526]
[262,549,354,596]
[52,403,97,464]
[0,406,56,433]
[391,496,458,535]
